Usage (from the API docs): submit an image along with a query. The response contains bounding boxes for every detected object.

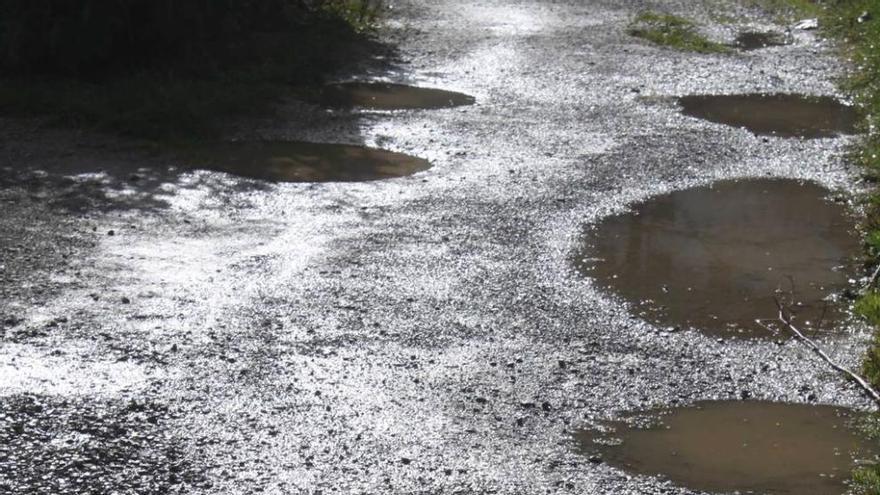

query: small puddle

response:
[575,179,859,337]
[577,401,877,495]
[320,82,475,110]
[733,31,788,50]
[679,94,859,138]
[180,141,431,182]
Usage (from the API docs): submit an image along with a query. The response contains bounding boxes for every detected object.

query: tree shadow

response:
[0,20,404,215]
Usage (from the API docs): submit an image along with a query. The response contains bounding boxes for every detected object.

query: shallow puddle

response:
[679,93,859,138]
[320,82,475,110]
[733,31,788,50]
[577,401,876,495]
[181,141,431,182]
[575,179,859,338]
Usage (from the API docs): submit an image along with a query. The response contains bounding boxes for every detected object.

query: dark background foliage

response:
[0,0,368,76]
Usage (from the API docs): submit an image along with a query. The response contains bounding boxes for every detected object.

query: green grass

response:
[323,0,381,32]
[745,0,825,21]
[627,11,732,53]
[0,0,384,141]
[853,467,880,495]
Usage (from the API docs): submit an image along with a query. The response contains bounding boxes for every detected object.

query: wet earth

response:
[576,178,861,338]
[678,93,860,138]
[577,401,876,495]
[179,141,431,182]
[319,82,476,110]
[733,31,789,51]
[0,1,877,494]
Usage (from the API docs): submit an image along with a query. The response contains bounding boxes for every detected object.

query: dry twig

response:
[756,299,880,408]
[863,263,880,294]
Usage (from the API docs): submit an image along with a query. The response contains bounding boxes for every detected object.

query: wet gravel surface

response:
[0,1,875,494]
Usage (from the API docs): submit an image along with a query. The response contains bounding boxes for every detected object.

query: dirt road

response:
[0,1,873,493]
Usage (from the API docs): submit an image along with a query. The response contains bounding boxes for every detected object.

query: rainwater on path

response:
[733,31,789,51]
[181,141,431,183]
[575,179,860,338]
[576,401,877,495]
[678,94,859,138]
[320,82,475,110]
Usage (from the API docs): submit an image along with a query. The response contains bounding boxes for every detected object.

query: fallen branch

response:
[756,299,880,408]
[862,263,880,294]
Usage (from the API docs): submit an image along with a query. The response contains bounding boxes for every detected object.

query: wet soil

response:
[577,401,876,495]
[575,179,860,338]
[180,141,431,182]
[320,82,475,110]
[733,31,788,51]
[679,93,859,138]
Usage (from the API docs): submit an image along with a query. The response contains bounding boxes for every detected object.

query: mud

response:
[179,141,431,182]
[577,401,876,495]
[320,82,475,110]
[733,31,788,50]
[679,93,859,138]
[576,179,860,338]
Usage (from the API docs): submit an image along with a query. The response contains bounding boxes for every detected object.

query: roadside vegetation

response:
[0,0,382,140]
[628,11,731,53]
[753,0,880,492]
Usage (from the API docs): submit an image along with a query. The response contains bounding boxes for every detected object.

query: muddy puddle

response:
[679,94,859,138]
[575,179,859,338]
[320,82,475,110]
[577,401,876,495]
[180,141,431,182]
[733,31,788,50]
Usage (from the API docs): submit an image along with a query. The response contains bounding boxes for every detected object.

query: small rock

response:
[588,454,603,464]
[121,297,131,304]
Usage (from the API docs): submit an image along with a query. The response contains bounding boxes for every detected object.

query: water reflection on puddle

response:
[181,141,431,182]
[679,94,859,138]
[320,82,475,110]
[577,401,876,495]
[733,31,788,50]
[575,179,859,338]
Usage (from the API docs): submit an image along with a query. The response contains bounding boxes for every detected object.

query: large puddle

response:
[577,401,877,495]
[679,94,859,138]
[320,82,475,110]
[180,141,431,182]
[575,179,859,337]
[733,31,788,50]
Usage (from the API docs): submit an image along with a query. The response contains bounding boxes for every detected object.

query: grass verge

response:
[744,0,825,21]
[0,1,385,141]
[627,11,731,53]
